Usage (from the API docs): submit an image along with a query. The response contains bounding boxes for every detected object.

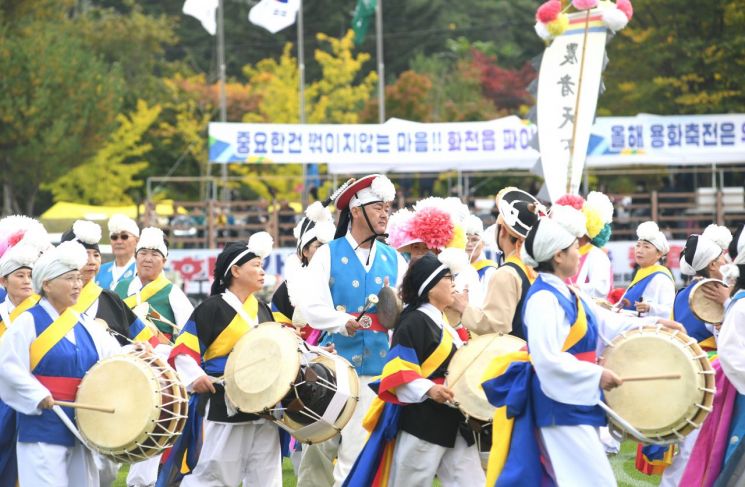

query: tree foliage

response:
[0,19,124,214]
[600,0,745,115]
[46,100,161,205]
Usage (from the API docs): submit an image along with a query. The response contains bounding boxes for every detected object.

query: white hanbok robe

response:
[525,273,658,486]
[0,299,120,487]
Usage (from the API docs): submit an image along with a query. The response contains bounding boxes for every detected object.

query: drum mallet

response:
[54,400,116,414]
[356,294,379,329]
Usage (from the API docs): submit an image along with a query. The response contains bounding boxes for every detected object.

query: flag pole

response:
[375,0,385,123]
[298,0,308,207]
[217,0,229,201]
[566,9,591,195]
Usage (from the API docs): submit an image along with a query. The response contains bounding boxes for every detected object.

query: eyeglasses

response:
[110,233,130,241]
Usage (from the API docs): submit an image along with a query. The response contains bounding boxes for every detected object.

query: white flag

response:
[183,0,219,36]
[248,0,301,34]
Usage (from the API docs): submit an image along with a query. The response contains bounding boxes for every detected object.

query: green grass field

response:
[113,440,661,486]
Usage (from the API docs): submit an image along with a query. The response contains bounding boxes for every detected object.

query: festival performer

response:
[271,194,341,341]
[451,187,544,338]
[61,220,159,349]
[344,250,485,486]
[0,216,50,487]
[114,227,192,342]
[479,207,684,487]
[554,192,615,299]
[0,241,121,486]
[618,220,675,319]
[678,224,745,486]
[159,232,281,487]
[464,214,498,306]
[114,227,193,487]
[653,225,733,487]
[96,214,139,290]
[296,174,408,486]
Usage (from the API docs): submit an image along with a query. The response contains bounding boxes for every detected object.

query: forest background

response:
[2,0,743,215]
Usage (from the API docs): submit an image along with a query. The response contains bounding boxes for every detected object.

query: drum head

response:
[76,355,162,451]
[689,279,727,324]
[447,333,526,422]
[225,323,301,413]
[281,354,359,444]
[602,327,712,438]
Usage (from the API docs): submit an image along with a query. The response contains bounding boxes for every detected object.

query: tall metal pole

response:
[298,0,308,207]
[218,0,229,201]
[376,0,385,123]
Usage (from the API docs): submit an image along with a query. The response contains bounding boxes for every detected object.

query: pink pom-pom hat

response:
[572,0,598,10]
[409,206,454,251]
[616,0,633,20]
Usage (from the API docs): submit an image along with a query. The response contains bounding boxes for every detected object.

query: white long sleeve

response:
[0,300,120,415]
[525,274,657,406]
[717,298,745,394]
[174,354,207,392]
[576,247,612,299]
[299,235,407,335]
[639,273,676,319]
[169,286,195,329]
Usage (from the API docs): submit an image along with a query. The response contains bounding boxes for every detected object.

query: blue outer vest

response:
[17,305,99,447]
[95,260,136,290]
[622,271,670,312]
[673,283,714,343]
[320,238,398,376]
[523,277,606,427]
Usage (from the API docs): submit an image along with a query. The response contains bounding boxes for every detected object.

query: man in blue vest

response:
[297,174,408,486]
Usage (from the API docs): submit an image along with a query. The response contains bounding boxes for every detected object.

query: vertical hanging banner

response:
[533,0,633,202]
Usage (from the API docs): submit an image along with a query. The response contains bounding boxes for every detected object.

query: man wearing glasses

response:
[96,214,140,290]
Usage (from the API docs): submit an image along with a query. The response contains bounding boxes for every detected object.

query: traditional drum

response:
[224,323,359,444]
[75,348,188,463]
[689,278,728,324]
[446,333,526,423]
[600,325,715,444]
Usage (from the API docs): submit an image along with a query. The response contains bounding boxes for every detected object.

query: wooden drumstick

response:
[620,374,682,382]
[53,400,116,414]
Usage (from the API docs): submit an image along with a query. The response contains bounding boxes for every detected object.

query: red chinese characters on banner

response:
[170,256,207,282]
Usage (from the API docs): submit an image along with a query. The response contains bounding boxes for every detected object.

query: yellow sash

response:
[627,263,673,289]
[203,294,260,362]
[362,315,454,433]
[0,294,40,337]
[484,290,588,485]
[472,259,498,273]
[72,281,104,314]
[578,242,593,256]
[29,308,81,371]
[123,274,171,309]
[505,254,537,283]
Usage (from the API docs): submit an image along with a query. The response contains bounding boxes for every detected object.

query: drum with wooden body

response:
[224,323,359,444]
[689,278,728,324]
[75,349,188,463]
[446,333,527,423]
[600,325,715,444]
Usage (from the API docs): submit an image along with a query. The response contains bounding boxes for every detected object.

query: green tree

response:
[0,20,124,214]
[45,100,161,205]
[600,0,745,115]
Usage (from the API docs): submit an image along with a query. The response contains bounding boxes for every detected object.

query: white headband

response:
[418,264,447,297]
[680,235,723,276]
[32,241,87,294]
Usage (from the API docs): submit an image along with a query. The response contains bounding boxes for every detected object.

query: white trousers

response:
[540,425,616,487]
[389,430,485,487]
[297,375,376,487]
[659,429,701,487]
[126,454,162,487]
[93,453,120,487]
[17,441,98,487]
[180,419,281,487]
